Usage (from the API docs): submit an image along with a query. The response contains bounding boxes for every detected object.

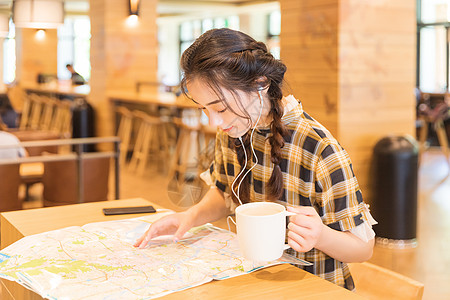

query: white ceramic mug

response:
[235,202,296,262]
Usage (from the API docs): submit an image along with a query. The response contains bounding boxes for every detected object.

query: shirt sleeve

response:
[313,141,376,235]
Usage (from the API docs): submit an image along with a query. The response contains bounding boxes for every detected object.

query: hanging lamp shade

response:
[13,0,64,29]
[0,14,9,37]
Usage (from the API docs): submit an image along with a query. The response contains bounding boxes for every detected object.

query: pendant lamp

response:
[13,0,64,29]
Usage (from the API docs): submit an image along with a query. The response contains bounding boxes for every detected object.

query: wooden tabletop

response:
[0,198,363,300]
[109,90,198,109]
[21,82,90,97]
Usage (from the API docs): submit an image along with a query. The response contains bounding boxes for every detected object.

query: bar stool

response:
[417,94,450,167]
[168,117,201,185]
[116,106,134,166]
[168,110,215,185]
[128,110,170,175]
[196,124,217,174]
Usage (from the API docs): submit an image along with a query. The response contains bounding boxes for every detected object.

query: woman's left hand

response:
[286,205,325,253]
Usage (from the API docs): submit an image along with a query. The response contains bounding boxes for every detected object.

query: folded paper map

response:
[0,211,310,299]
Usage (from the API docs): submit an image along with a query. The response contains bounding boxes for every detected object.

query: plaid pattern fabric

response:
[209,95,372,290]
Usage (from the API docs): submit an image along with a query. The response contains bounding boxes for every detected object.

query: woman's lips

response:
[222,126,233,132]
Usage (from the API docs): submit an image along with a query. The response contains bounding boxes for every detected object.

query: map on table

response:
[0,211,310,299]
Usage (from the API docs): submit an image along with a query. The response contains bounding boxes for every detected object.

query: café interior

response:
[0,0,449,299]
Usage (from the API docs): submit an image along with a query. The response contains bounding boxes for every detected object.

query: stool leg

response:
[178,130,195,185]
[137,123,153,175]
[168,128,187,183]
[435,120,450,169]
[418,118,428,166]
[118,117,132,166]
[129,122,146,172]
[159,123,170,173]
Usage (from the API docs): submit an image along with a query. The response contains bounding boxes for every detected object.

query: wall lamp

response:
[129,0,140,16]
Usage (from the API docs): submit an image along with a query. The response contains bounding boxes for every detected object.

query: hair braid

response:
[267,87,288,200]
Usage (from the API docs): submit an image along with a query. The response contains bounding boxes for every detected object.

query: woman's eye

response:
[217,107,227,113]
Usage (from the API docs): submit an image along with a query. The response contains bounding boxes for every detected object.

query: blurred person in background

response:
[0,122,26,159]
[66,64,86,85]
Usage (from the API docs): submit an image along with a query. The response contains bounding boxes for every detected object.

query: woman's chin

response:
[226,127,249,139]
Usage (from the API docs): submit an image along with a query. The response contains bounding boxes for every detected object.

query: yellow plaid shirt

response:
[209,95,372,290]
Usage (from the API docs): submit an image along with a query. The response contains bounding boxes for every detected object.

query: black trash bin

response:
[72,98,96,152]
[372,135,419,248]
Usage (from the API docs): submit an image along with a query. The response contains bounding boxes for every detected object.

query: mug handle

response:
[283,211,296,250]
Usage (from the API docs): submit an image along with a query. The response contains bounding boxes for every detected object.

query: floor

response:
[19,148,450,300]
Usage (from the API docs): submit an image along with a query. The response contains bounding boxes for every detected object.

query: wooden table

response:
[0,198,362,300]
[108,91,198,110]
[22,82,90,99]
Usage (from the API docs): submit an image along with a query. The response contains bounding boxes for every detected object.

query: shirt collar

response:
[256,95,301,133]
[281,95,302,125]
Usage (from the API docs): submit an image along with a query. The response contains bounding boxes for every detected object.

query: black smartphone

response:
[102,206,156,216]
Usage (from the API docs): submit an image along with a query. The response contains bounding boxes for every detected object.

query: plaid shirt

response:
[209,95,372,290]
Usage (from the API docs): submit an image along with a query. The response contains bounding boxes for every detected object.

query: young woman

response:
[135,28,376,290]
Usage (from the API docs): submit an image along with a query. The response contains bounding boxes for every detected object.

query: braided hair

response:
[180,28,288,204]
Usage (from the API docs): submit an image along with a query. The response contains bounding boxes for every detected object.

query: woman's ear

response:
[254,76,269,91]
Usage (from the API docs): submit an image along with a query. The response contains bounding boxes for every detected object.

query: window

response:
[179,16,240,58]
[417,0,450,92]
[3,18,16,84]
[57,16,91,81]
[267,11,281,59]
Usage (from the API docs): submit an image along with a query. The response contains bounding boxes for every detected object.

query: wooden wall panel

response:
[280,0,416,205]
[15,29,58,85]
[89,0,158,141]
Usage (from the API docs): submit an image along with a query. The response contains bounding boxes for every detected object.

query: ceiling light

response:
[13,0,64,29]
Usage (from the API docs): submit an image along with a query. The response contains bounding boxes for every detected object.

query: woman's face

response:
[187,78,266,138]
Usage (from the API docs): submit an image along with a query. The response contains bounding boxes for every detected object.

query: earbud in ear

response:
[257,85,264,91]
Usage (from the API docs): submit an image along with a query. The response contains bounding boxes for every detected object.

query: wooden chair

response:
[128,110,170,175]
[42,156,110,206]
[417,92,450,166]
[0,163,22,212]
[349,262,424,300]
[116,106,134,166]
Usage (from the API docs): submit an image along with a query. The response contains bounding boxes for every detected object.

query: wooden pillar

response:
[15,28,58,85]
[280,0,416,205]
[89,0,158,140]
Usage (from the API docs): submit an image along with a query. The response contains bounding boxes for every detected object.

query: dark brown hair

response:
[180,28,288,204]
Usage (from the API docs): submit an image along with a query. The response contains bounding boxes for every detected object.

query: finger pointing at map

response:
[134,211,195,248]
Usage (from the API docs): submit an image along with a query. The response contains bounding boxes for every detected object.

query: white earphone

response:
[231,87,265,206]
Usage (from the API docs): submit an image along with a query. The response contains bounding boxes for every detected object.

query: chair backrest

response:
[29,95,44,130]
[19,94,32,129]
[40,97,57,131]
[349,262,424,300]
[0,163,22,212]
[49,100,72,137]
[42,155,110,206]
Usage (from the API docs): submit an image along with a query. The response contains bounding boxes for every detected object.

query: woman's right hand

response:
[133,211,195,249]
